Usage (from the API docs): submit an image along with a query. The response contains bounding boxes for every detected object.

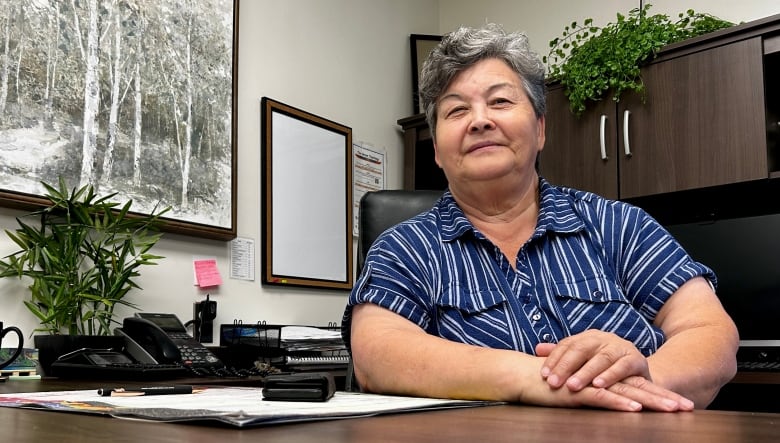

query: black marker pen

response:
[97,385,193,397]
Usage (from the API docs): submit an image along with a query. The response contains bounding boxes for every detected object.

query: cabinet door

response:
[542,85,619,200]
[618,37,768,199]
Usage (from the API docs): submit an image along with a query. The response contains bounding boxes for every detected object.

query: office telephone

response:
[51,313,226,380]
[118,313,224,369]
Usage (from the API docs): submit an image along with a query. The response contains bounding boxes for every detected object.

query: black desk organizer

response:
[217,322,346,371]
[217,323,283,369]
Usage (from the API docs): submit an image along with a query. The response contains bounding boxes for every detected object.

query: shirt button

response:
[531,313,542,322]
[542,333,553,342]
[592,289,603,299]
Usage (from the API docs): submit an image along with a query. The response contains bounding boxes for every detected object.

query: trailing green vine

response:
[543,4,734,115]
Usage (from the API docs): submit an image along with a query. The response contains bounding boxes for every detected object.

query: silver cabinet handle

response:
[599,114,608,160]
[623,110,632,157]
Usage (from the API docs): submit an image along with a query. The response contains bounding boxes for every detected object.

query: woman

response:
[343,24,738,411]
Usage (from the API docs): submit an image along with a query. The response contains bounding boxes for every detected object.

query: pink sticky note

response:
[194,259,222,288]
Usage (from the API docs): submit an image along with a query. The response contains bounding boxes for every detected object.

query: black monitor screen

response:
[664,213,780,341]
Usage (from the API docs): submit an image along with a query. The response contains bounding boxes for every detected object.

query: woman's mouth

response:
[467,141,499,153]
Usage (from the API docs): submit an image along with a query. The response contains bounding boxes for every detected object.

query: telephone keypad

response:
[178,343,221,365]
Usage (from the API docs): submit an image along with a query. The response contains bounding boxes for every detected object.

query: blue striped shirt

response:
[342,178,715,357]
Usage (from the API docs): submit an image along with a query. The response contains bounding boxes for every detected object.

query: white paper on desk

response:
[0,387,499,428]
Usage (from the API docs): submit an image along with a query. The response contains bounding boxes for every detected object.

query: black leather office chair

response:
[345,189,443,391]
[356,189,443,276]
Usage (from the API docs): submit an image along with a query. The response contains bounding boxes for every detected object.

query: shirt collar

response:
[436,178,586,242]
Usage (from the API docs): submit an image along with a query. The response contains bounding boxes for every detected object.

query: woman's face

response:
[433,58,545,189]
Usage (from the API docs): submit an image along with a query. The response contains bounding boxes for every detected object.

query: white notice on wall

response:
[353,142,386,237]
[230,237,255,281]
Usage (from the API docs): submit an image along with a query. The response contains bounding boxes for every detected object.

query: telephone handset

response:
[117,317,182,363]
[51,313,226,379]
[116,313,224,369]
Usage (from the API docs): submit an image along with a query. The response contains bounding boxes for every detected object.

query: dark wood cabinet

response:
[620,37,767,198]
[542,36,769,200]
[398,114,447,191]
[542,85,619,200]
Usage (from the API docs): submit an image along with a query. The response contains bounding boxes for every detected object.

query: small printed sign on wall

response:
[353,142,386,237]
[229,237,255,281]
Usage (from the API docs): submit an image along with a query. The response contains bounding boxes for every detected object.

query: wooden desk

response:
[1,379,779,442]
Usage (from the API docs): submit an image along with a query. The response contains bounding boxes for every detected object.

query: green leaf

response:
[0,177,170,336]
[544,4,733,115]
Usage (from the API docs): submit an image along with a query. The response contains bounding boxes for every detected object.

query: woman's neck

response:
[450,172,540,221]
[450,173,540,267]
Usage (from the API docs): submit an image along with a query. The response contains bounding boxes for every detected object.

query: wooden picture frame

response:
[261,97,354,290]
[0,0,238,241]
[410,34,442,114]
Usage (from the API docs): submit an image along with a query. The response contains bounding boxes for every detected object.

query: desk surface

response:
[2,379,779,442]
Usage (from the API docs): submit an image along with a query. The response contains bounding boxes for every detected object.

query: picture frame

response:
[410,34,442,114]
[261,97,354,290]
[0,0,238,241]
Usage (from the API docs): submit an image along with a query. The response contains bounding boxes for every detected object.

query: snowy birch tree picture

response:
[0,0,237,240]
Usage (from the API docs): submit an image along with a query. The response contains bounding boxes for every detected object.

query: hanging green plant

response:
[543,4,734,115]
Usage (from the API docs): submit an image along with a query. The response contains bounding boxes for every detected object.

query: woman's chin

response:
[467,161,518,181]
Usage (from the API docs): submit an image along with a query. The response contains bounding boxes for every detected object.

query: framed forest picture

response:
[0,0,238,240]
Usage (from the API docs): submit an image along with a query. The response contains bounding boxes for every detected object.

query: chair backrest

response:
[356,189,443,276]
[346,189,441,392]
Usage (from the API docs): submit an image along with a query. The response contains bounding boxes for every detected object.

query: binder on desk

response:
[285,354,350,366]
[284,351,350,371]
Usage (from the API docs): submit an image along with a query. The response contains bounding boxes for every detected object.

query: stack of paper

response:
[0,387,499,428]
[280,326,345,352]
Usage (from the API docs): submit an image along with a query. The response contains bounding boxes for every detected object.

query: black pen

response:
[97,385,193,397]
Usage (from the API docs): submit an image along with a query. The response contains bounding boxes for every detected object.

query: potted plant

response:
[0,178,169,372]
[543,4,734,115]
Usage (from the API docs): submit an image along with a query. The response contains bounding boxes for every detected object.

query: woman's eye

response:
[446,106,467,117]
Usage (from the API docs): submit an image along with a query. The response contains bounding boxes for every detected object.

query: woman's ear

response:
[433,140,443,168]
[536,115,546,153]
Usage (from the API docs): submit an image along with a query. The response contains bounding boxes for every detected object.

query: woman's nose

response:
[469,109,496,132]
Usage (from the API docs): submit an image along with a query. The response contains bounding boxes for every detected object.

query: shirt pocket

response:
[438,285,508,312]
[553,277,659,356]
[553,276,628,306]
[434,285,516,349]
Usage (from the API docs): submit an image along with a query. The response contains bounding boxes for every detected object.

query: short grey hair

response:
[418,24,546,140]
